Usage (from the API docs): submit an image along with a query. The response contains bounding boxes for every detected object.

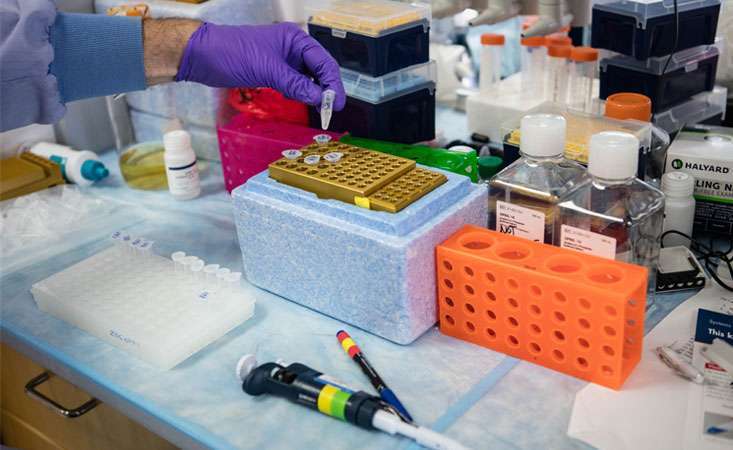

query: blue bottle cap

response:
[81,160,109,181]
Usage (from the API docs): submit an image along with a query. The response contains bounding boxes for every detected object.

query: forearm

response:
[143,19,200,85]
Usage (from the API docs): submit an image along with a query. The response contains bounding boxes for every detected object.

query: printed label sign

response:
[496,201,545,242]
[560,225,617,260]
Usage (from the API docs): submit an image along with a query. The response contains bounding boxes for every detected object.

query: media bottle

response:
[558,131,665,300]
[488,114,588,244]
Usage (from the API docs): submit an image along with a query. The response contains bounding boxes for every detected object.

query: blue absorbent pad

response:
[232,167,488,344]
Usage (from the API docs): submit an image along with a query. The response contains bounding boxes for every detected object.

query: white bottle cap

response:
[163,130,192,154]
[520,114,566,157]
[588,131,639,180]
[236,354,258,381]
[661,171,695,198]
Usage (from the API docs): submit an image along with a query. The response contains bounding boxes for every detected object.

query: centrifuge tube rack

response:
[268,141,447,213]
[437,225,648,390]
[31,234,255,369]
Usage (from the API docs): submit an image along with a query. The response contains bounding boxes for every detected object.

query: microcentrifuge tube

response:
[181,256,199,274]
[216,267,231,287]
[320,89,335,130]
[204,264,220,288]
[190,259,205,284]
[171,251,186,271]
[282,149,302,160]
[225,272,242,293]
[323,152,343,163]
[313,134,332,146]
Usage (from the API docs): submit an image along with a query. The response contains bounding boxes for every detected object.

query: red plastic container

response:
[217,115,344,192]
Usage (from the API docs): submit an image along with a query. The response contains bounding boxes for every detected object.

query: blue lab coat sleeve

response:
[0,0,147,132]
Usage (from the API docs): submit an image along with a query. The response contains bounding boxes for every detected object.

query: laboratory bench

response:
[0,109,699,450]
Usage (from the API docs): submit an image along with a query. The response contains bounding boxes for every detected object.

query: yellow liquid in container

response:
[119,142,168,190]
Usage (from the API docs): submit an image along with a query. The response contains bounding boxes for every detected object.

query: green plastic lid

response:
[478,156,502,179]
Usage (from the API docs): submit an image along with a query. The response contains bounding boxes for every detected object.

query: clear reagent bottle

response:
[488,114,588,244]
[163,130,200,200]
[661,171,696,248]
[559,131,665,302]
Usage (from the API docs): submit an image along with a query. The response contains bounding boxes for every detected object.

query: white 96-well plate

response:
[31,247,255,369]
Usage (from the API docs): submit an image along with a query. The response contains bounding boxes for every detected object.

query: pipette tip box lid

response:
[307,0,430,77]
[599,44,719,112]
[309,84,436,144]
[591,0,721,59]
[341,61,437,104]
[231,164,487,344]
[306,0,431,37]
[501,102,652,167]
[652,85,727,135]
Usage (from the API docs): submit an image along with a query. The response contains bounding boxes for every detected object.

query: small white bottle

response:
[163,130,200,200]
[661,171,696,248]
[29,142,109,186]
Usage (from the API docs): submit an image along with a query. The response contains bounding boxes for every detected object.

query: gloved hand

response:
[176,22,346,111]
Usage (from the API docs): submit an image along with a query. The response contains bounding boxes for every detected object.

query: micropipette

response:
[320,89,336,130]
[236,356,471,450]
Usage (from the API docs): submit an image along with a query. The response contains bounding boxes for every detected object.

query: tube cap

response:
[80,160,109,181]
[163,130,192,154]
[545,34,572,47]
[520,114,567,157]
[588,132,639,180]
[478,156,503,179]
[481,33,505,46]
[570,46,599,62]
[661,171,695,197]
[605,93,652,122]
[547,45,571,58]
[521,36,545,46]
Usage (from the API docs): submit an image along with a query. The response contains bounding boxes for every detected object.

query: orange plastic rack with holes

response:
[436,225,648,390]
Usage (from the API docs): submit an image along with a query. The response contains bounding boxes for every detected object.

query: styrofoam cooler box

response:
[232,167,488,344]
[130,109,220,161]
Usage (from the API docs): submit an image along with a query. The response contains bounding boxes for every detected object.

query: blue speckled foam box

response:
[232,167,487,344]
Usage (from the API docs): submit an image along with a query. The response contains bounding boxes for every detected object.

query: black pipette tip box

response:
[308,20,430,78]
[599,44,719,113]
[591,0,720,59]
[311,83,436,144]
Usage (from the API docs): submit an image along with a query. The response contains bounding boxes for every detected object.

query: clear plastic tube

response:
[479,34,504,96]
[190,259,205,284]
[225,272,242,293]
[567,47,599,113]
[320,89,335,130]
[204,264,220,288]
[545,45,571,103]
[216,267,231,287]
[520,37,546,100]
[171,251,187,272]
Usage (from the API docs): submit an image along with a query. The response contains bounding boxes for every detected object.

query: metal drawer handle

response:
[24,372,100,418]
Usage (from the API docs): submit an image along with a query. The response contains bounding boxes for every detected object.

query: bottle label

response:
[496,201,545,242]
[560,225,617,260]
[166,161,199,196]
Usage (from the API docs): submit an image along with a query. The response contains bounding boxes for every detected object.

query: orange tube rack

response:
[436,225,648,390]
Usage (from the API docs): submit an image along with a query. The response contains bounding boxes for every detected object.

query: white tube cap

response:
[661,171,695,198]
[163,130,192,154]
[520,114,566,157]
[588,132,639,180]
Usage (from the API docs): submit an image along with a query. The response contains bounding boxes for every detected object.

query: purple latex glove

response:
[176,22,346,111]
